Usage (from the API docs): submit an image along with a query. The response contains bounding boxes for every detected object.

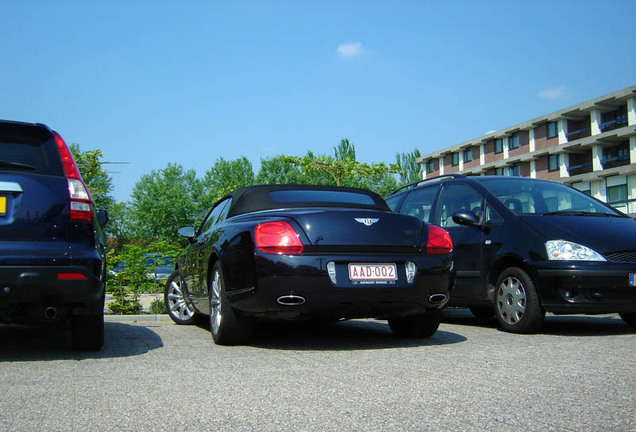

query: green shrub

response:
[149,299,168,314]
[107,244,151,314]
[109,297,142,315]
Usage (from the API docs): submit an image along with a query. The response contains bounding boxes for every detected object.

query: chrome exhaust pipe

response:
[277,295,306,306]
[44,306,58,320]
[428,293,448,303]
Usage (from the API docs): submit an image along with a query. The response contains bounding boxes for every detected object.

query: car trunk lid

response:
[286,209,423,251]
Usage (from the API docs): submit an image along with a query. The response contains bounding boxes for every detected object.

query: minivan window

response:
[401,186,439,223]
[481,178,619,216]
[484,204,503,224]
[434,183,483,228]
[385,194,401,211]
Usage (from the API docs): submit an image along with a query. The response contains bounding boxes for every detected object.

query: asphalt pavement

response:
[0,310,635,432]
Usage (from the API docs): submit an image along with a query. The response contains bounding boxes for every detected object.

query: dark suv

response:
[0,120,108,350]
[387,174,636,333]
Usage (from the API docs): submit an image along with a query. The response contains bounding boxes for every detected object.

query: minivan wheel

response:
[209,262,253,345]
[388,309,442,338]
[165,271,196,325]
[495,267,544,334]
[619,313,636,326]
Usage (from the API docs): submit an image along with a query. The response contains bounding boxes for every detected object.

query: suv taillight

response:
[255,221,304,254]
[427,225,453,255]
[53,132,94,223]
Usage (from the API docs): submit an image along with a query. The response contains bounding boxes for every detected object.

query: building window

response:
[573,182,591,196]
[452,152,459,166]
[607,176,628,213]
[602,141,630,166]
[494,139,503,154]
[463,148,472,163]
[425,160,435,174]
[547,121,558,139]
[508,163,520,176]
[509,133,520,150]
[495,167,505,176]
[607,183,628,206]
[548,154,560,172]
[601,106,628,132]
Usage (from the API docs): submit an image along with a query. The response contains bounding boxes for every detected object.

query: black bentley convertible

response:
[165,184,454,345]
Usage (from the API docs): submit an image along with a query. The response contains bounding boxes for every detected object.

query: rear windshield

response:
[0,124,63,176]
[269,190,376,205]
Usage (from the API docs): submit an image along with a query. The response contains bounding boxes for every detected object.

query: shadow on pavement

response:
[0,321,163,361]
[442,307,636,337]
[238,319,468,351]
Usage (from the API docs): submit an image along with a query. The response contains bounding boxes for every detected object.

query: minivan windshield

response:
[480,178,623,217]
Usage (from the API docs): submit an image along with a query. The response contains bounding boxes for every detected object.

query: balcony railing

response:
[600,116,628,132]
[602,155,630,170]
[567,162,593,176]
[566,127,591,141]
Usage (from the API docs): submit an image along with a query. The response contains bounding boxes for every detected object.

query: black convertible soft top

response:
[225,184,390,217]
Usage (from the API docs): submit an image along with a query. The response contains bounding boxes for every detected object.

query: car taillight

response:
[57,272,88,280]
[427,225,453,255]
[53,131,94,222]
[255,221,304,254]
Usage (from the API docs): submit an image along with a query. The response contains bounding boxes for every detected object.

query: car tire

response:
[165,271,196,325]
[469,306,495,320]
[71,313,104,351]
[495,267,544,333]
[619,313,636,326]
[209,262,253,345]
[388,309,442,338]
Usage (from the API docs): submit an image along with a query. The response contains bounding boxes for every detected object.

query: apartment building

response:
[417,85,636,216]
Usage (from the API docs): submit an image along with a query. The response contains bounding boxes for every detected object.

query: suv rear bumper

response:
[0,265,105,311]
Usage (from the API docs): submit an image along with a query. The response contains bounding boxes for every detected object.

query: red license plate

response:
[348,263,397,282]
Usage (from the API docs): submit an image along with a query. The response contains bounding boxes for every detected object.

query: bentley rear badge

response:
[355,218,379,226]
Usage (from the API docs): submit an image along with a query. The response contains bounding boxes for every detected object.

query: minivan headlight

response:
[545,240,606,261]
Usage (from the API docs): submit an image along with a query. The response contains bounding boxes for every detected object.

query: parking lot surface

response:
[1,310,634,432]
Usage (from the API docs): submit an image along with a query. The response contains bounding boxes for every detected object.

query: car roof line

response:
[389,174,466,196]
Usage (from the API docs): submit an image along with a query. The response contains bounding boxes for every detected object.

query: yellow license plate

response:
[0,196,6,216]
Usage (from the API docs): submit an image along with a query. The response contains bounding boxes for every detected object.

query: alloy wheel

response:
[210,269,223,335]
[165,272,196,325]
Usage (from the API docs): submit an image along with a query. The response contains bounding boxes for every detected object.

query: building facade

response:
[417,85,636,216]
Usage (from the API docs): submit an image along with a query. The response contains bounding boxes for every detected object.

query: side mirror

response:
[96,209,109,227]
[452,211,480,226]
[177,226,196,239]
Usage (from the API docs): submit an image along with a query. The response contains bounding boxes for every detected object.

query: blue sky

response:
[1,0,634,202]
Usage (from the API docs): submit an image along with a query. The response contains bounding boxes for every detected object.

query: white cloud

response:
[538,86,567,101]
[336,42,364,58]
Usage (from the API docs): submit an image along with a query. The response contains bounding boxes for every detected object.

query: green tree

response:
[359,171,399,198]
[256,154,307,184]
[334,138,356,161]
[128,163,202,242]
[395,149,423,186]
[284,139,399,189]
[104,202,134,246]
[201,157,255,205]
[69,143,115,212]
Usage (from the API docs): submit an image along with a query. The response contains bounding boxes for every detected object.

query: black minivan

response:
[387,174,636,333]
